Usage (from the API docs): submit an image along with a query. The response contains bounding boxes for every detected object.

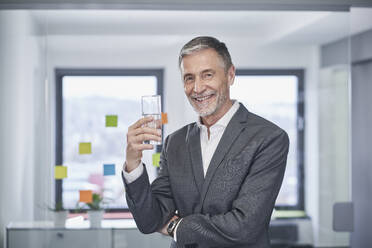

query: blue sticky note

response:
[103,164,116,176]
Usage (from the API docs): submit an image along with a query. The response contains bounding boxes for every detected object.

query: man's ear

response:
[227,65,235,86]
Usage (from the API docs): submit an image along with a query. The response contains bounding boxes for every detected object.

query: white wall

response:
[0,10,47,248]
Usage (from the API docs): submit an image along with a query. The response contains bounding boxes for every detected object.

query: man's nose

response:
[193,78,205,93]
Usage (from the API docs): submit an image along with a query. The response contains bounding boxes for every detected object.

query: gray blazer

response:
[123,103,289,248]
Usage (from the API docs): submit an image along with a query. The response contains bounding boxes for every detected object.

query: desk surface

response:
[7,218,137,230]
[8,217,310,230]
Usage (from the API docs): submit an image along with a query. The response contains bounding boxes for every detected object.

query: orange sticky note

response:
[55,165,67,179]
[161,113,168,124]
[79,190,93,203]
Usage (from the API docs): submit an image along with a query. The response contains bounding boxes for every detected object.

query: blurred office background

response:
[0,1,372,247]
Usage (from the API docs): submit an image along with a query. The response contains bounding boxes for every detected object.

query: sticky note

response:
[79,190,93,203]
[161,113,168,124]
[106,115,118,127]
[152,153,161,167]
[103,164,116,176]
[55,166,67,179]
[79,142,92,154]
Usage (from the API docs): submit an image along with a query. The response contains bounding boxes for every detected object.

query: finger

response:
[129,116,154,130]
[131,143,154,151]
[155,119,163,129]
[133,133,162,143]
[131,127,161,137]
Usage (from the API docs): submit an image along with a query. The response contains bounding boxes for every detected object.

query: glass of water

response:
[141,95,162,145]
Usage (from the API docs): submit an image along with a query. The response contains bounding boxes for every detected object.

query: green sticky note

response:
[106,115,118,127]
[79,142,92,154]
[152,153,161,167]
[55,165,67,179]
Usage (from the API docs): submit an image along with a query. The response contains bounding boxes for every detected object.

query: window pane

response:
[231,75,299,207]
[62,75,158,209]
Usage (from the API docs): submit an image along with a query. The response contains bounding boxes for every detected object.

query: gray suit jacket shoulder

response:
[123,103,289,248]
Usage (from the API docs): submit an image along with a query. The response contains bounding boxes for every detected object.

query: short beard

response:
[189,91,227,118]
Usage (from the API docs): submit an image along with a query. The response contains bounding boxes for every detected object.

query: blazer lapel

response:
[200,104,249,205]
[186,124,204,195]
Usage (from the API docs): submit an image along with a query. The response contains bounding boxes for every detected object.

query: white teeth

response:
[195,95,212,102]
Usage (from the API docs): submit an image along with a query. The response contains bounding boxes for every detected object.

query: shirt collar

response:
[196,100,240,129]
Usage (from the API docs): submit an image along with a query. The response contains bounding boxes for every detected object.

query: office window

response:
[55,69,163,210]
[232,69,304,210]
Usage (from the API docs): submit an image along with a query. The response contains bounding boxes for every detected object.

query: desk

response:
[6,219,171,248]
[7,218,313,248]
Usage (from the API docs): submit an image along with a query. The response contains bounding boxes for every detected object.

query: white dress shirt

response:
[197,100,239,176]
[123,100,240,241]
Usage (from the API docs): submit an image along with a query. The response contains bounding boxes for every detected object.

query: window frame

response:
[235,69,305,211]
[55,68,164,212]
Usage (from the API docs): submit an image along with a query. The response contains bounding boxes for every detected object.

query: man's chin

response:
[189,99,217,117]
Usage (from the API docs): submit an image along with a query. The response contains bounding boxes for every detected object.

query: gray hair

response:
[178,36,233,73]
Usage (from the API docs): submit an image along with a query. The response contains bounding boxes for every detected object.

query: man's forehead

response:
[180,62,217,75]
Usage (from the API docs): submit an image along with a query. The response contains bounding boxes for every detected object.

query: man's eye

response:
[203,73,213,79]
[184,76,194,83]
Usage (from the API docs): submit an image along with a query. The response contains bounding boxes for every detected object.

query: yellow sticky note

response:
[55,166,67,179]
[161,113,168,124]
[152,153,161,167]
[79,142,92,155]
[106,115,118,127]
[79,190,93,203]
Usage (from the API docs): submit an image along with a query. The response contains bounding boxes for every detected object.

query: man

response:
[122,36,289,248]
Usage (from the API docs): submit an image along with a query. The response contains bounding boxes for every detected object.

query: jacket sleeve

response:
[176,129,289,247]
[122,135,176,234]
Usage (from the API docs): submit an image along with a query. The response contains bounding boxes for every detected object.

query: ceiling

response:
[31,8,372,46]
[2,0,372,11]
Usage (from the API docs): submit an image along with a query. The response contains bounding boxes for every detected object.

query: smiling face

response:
[181,48,235,126]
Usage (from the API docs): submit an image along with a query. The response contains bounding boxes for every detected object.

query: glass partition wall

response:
[0,7,357,248]
[349,7,372,248]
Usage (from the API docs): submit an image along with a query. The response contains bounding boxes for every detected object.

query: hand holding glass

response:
[141,95,162,145]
